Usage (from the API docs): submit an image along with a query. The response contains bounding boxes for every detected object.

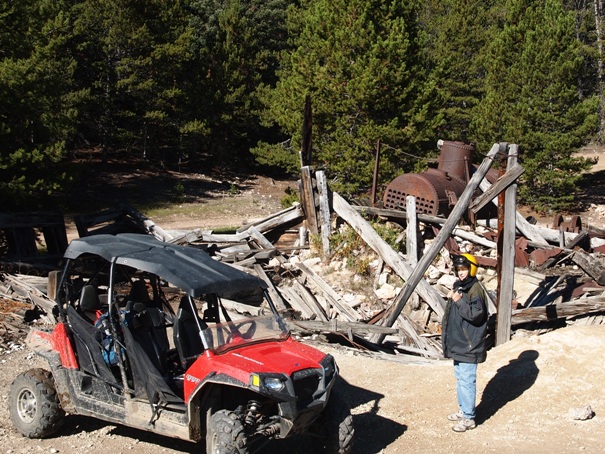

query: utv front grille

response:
[292,369,320,409]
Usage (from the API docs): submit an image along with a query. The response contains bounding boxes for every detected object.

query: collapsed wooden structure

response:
[1,142,605,361]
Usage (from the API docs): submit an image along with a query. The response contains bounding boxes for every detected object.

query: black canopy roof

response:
[64,234,266,297]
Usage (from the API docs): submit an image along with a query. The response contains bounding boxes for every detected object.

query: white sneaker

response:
[447,411,463,421]
[452,418,476,432]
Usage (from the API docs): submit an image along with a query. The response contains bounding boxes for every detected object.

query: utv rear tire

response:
[9,368,65,438]
[206,410,248,454]
[310,390,354,454]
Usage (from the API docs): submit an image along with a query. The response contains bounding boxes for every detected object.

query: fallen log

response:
[511,296,605,325]
[333,193,445,318]
[288,319,398,337]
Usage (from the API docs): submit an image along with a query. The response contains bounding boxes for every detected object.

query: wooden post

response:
[496,144,518,345]
[316,171,331,257]
[300,166,319,234]
[406,196,420,310]
[371,140,381,206]
[370,143,501,344]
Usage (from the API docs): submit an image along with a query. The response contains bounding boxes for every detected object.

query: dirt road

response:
[1,324,604,453]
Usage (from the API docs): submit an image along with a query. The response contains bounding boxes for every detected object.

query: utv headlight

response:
[263,376,285,392]
[320,354,336,379]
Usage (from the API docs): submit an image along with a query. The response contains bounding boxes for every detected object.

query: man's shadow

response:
[476,350,539,425]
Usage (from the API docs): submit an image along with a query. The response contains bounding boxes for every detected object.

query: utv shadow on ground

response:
[59,375,405,454]
[269,376,406,454]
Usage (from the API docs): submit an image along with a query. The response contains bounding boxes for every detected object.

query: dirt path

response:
[1,324,604,453]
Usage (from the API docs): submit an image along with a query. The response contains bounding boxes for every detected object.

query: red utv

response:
[8,234,354,453]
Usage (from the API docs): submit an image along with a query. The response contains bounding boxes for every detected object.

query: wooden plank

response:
[406,196,418,266]
[477,220,605,248]
[353,206,496,249]
[280,286,316,319]
[291,279,329,321]
[316,171,331,257]
[300,166,318,234]
[168,229,250,245]
[396,314,442,358]
[478,180,549,245]
[332,193,445,320]
[293,261,361,321]
[1,274,57,323]
[406,196,420,310]
[511,296,605,325]
[236,204,304,234]
[252,264,288,312]
[120,203,174,242]
[570,250,605,285]
[369,142,502,343]
[469,163,525,214]
[288,319,399,336]
[495,145,518,345]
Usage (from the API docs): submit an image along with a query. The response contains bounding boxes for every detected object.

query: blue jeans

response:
[454,360,477,420]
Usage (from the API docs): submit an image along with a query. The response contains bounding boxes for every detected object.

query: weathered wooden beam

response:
[290,279,329,321]
[252,264,288,312]
[511,296,605,325]
[495,144,518,346]
[478,220,605,248]
[168,229,250,245]
[353,206,496,249]
[288,319,399,336]
[570,250,605,285]
[300,166,318,234]
[469,163,525,214]
[370,142,502,344]
[332,193,445,319]
[293,261,361,321]
[316,171,331,257]
[236,203,304,234]
[477,181,549,246]
[120,203,174,242]
[0,274,57,323]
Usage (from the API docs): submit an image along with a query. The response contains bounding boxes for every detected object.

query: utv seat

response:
[79,285,103,323]
[127,301,170,375]
[173,296,208,370]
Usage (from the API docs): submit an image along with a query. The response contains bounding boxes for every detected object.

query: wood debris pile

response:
[1,143,605,361]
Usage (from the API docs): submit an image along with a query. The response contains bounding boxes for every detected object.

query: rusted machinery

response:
[382,140,496,217]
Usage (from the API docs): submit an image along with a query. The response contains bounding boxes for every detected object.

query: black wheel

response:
[309,390,354,454]
[206,409,248,454]
[9,368,65,438]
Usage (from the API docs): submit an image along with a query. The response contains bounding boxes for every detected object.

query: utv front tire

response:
[206,410,248,454]
[9,368,65,438]
[310,390,354,454]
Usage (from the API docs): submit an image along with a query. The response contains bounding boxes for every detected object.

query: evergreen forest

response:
[2,0,604,212]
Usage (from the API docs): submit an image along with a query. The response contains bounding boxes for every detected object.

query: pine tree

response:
[0,0,86,209]
[472,0,599,211]
[187,0,291,165]
[419,0,496,143]
[71,0,195,162]
[253,0,441,194]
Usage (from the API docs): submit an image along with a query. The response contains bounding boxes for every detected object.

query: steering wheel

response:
[219,320,257,344]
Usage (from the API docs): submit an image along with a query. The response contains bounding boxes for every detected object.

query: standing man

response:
[442,253,488,432]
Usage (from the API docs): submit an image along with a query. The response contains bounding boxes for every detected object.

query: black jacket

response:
[442,277,488,364]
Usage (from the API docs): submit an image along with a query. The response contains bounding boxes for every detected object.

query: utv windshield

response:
[203,314,289,355]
